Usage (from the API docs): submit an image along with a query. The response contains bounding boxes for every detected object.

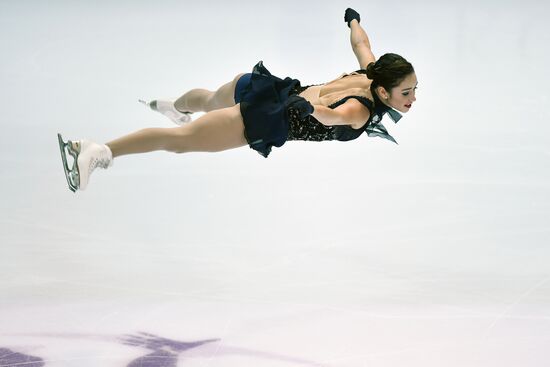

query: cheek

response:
[391,95,406,105]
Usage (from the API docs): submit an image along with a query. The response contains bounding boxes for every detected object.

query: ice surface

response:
[1,1,549,366]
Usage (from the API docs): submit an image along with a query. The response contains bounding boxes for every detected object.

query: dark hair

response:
[366,53,414,93]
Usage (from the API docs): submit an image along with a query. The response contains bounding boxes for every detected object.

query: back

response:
[304,72,374,107]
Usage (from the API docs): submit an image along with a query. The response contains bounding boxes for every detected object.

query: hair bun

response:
[365,62,377,80]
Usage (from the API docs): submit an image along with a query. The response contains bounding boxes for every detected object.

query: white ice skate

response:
[139,99,192,125]
[57,134,113,192]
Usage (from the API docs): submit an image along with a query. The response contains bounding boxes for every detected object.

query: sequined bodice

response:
[287,95,373,142]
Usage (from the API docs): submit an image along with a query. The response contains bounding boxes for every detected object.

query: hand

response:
[286,95,314,119]
[344,8,360,27]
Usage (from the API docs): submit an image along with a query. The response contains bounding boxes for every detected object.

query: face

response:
[381,73,418,113]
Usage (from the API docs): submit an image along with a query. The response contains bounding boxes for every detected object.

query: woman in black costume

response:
[58,8,418,192]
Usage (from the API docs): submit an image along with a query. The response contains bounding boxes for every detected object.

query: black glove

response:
[285,95,314,119]
[344,8,360,27]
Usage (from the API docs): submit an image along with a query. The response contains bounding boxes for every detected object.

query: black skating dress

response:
[239,63,402,157]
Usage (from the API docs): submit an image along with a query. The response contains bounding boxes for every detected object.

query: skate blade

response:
[57,133,80,192]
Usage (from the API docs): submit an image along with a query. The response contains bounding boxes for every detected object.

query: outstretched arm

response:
[286,96,370,129]
[311,100,370,128]
[344,8,376,69]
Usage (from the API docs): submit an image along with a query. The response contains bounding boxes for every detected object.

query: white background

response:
[1,1,550,366]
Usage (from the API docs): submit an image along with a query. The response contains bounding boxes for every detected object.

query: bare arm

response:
[311,99,370,128]
[349,19,376,69]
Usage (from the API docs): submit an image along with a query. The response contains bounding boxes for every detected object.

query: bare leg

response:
[58,105,248,191]
[174,73,245,113]
[107,105,247,158]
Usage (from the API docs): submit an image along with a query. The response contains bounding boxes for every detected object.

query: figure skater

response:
[58,8,418,192]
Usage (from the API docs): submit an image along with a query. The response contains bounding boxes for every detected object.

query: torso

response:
[298,73,373,129]
[287,72,378,142]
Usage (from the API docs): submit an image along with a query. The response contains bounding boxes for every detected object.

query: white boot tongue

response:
[103,144,114,167]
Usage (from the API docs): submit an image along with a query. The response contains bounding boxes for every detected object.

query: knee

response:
[163,127,193,154]
[203,94,222,112]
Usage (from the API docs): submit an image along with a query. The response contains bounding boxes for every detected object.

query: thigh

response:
[179,105,248,152]
[210,73,246,108]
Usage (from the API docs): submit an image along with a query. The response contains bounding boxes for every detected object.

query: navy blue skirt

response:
[234,73,252,104]
[238,61,301,158]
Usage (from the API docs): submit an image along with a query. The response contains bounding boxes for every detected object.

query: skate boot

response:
[139,99,192,125]
[57,134,113,192]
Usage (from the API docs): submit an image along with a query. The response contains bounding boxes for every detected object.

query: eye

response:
[402,87,418,96]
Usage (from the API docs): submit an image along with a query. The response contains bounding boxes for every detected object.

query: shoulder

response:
[334,97,371,129]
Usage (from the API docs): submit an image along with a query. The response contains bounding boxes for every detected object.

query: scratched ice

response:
[0,348,44,367]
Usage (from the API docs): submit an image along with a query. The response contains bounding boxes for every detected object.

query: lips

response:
[405,103,412,108]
